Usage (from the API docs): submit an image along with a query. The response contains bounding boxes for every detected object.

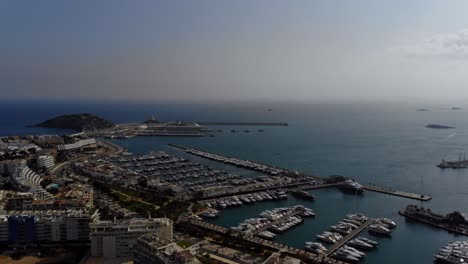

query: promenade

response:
[363,185,431,201]
[188,218,346,264]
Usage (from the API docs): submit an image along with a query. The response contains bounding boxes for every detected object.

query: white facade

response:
[57,138,97,152]
[37,155,55,169]
[90,217,173,258]
[10,166,54,200]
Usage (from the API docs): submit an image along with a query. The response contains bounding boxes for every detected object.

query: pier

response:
[98,139,126,156]
[363,185,431,201]
[325,218,374,257]
[252,209,302,235]
[198,122,288,126]
[169,144,320,179]
[170,144,431,203]
[199,182,337,202]
[189,218,229,234]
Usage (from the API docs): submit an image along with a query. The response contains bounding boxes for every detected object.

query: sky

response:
[2,0,468,103]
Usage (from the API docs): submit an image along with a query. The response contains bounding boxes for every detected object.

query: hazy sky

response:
[2,0,468,102]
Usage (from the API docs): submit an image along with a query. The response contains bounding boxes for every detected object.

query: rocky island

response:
[425,124,455,129]
[34,113,115,131]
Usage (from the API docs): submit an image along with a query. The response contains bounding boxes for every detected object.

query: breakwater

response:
[198,122,288,126]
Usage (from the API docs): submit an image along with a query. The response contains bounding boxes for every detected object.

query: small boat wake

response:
[446,132,457,139]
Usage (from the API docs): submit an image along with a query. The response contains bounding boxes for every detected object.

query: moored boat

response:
[368,224,392,236]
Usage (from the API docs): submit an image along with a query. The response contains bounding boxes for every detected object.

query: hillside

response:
[34,113,115,131]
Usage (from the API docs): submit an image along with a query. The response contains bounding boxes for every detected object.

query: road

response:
[110,188,160,210]
[50,139,124,175]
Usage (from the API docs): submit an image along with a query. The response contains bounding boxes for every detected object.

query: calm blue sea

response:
[1,100,468,263]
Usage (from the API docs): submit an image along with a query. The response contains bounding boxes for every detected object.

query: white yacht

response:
[305,242,327,254]
[348,238,374,250]
[376,217,396,229]
[340,179,364,193]
[368,224,392,236]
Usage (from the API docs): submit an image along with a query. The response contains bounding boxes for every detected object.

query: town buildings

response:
[134,233,198,264]
[0,210,97,246]
[37,155,55,169]
[89,217,173,258]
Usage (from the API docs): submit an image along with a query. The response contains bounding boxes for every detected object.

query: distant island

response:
[416,109,429,111]
[425,124,455,129]
[34,113,115,131]
[452,107,462,110]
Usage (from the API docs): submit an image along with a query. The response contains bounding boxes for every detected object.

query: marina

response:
[187,218,347,264]
[198,183,336,203]
[100,141,438,263]
[169,144,289,176]
[233,205,316,236]
[325,217,375,256]
[170,144,431,202]
[434,240,468,263]
[202,191,291,210]
[199,186,403,263]
[191,210,396,263]
[3,102,468,263]
[309,213,395,263]
[5,1,468,261]
[105,151,263,198]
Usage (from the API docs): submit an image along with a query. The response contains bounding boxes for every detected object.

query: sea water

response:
[2,100,468,263]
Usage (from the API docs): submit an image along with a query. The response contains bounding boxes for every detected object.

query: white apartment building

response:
[37,155,55,169]
[90,217,173,258]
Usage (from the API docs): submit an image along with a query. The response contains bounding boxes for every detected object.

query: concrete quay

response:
[98,139,126,156]
[363,185,431,201]
[197,122,288,126]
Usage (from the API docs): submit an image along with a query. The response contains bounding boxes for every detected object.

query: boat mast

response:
[354,186,358,213]
[420,172,424,207]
